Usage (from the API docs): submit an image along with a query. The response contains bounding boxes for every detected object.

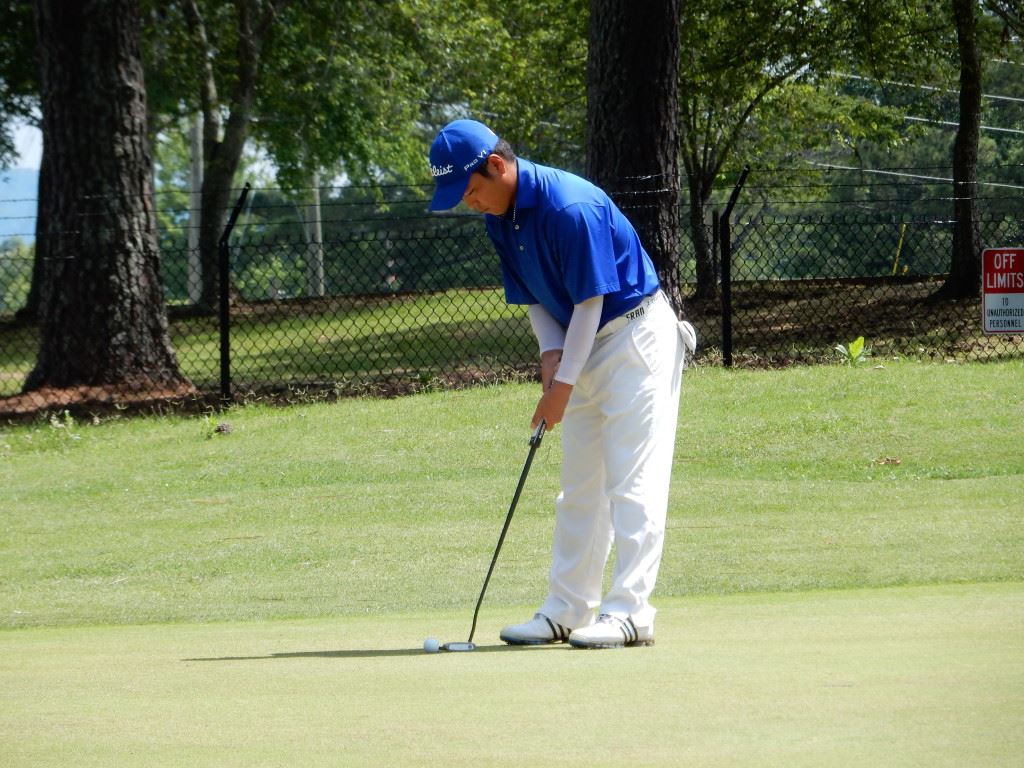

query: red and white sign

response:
[982,248,1024,334]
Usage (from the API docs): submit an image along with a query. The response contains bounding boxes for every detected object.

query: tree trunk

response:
[934,0,983,301]
[196,160,238,310]
[305,170,326,297]
[195,102,254,309]
[686,169,718,304]
[185,0,266,310]
[27,0,189,394]
[187,112,203,304]
[586,0,685,313]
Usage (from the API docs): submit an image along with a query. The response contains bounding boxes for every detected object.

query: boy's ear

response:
[487,153,509,177]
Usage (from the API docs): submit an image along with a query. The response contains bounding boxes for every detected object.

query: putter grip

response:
[531,419,546,445]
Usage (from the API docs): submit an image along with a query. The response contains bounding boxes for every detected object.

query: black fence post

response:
[218,183,251,406]
[720,166,749,368]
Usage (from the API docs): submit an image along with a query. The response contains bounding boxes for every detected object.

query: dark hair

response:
[474,138,516,177]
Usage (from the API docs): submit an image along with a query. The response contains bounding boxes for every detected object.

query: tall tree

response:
[586,0,684,310]
[179,0,286,310]
[679,1,851,302]
[930,0,1018,300]
[935,0,985,299]
[143,0,428,309]
[27,0,189,395]
[677,0,951,302]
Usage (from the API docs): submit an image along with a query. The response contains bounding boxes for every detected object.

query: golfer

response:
[428,119,695,649]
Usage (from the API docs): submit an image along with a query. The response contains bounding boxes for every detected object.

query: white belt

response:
[597,291,664,339]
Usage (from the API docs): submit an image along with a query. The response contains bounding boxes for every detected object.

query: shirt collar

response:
[513,158,539,211]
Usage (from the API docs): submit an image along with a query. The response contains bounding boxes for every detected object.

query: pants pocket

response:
[628,321,665,377]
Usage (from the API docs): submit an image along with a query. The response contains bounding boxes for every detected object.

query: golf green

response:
[1,582,1020,767]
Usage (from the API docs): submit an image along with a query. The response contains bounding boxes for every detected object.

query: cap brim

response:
[429,177,469,212]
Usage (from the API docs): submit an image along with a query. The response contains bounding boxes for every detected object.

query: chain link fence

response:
[1,182,1022,417]
[706,211,1024,365]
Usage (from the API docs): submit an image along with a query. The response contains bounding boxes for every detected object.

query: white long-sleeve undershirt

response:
[528,303,566,353]
[528,296,604,386]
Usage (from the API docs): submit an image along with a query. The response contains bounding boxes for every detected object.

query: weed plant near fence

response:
[1,173,1022,415]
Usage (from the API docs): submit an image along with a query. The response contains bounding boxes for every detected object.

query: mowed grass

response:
[1,359,1020,628]
[2,585,1020,767]
[1,359,1022,766]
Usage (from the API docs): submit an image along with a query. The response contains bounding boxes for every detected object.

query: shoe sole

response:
[499,635,567,646]
[568,638,655,649]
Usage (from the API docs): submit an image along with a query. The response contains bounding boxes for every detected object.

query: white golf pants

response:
[539,291,689,633]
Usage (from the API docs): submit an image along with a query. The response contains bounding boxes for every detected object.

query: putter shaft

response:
[467,420,546,643]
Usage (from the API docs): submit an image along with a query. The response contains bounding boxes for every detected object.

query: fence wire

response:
[1,183,1022,416]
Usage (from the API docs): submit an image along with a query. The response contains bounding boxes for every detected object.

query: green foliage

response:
[799,7,1022,220]
[986,0,1022,36]
[0,1,37,166]
[679,0,955,190]
[835,335,870,365]
[152,120,193,250]
[0,237,32,316]
[253,1,429,187]
[406,0,588,171]
[137,0,1020,216]
[147,0,590,188]
[680,1,832,180]
[234,251,298,300]
[141,0,429,198]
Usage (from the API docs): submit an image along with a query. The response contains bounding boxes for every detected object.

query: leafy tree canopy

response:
[405,0,588,172]
[0,0,38,167]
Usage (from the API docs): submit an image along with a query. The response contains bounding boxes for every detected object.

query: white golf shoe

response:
[568,614,654,649]
[499,613,572,645]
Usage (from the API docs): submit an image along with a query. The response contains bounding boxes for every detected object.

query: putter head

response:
[441,642,476,652]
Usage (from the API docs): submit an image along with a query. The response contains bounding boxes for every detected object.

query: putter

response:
[439,642,476,652]
[462,419,547,648]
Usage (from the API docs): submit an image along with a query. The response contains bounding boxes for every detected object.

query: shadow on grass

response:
[184,643,561,662]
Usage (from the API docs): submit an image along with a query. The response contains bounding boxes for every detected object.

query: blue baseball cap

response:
[428,119,499,211]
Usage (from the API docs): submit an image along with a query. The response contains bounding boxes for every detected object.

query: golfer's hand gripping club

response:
[533,352,570,430]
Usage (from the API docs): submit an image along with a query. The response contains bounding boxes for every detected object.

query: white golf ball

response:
[423,637,440,653]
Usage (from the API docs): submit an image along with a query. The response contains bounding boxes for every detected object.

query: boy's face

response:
[461,155,516,215]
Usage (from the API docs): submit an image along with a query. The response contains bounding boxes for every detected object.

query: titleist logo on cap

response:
[430,163,454,178]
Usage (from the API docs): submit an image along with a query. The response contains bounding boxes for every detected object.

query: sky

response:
[0,123,41,242]
[11,122,42,170]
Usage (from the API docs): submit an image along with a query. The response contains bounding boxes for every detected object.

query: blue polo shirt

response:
[484,159,660,329]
